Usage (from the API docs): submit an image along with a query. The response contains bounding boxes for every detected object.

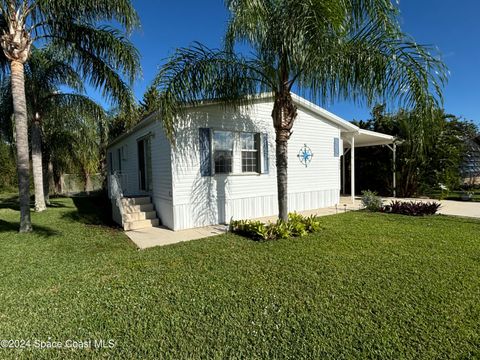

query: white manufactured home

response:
[107,93,394,231]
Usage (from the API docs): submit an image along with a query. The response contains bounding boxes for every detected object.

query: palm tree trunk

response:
[45,160,54,204]
[31,118,47,212]
[11,60,32,232]
[272,92,297,222]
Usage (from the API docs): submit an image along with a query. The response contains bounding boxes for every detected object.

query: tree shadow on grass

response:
[0,195,21,211]
[62,193,115,227]
[0,219,59,237]
[0,194,69,211]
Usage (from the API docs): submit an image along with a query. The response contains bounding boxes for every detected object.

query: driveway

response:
[431,199,480,218]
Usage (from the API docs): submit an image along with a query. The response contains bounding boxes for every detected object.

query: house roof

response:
[107,92,394,148]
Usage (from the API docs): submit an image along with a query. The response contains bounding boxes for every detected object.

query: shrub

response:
[361,190,383,212]
[287,213,308,237]
[229,213,322,241]
[228,220,273,241]
[381,200,441,216]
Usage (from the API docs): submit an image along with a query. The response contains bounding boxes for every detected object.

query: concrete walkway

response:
[125,197,479,250]
[126,224,228,250]
[125,202,356,250]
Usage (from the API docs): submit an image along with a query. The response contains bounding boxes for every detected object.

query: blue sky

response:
[101,0,479,124]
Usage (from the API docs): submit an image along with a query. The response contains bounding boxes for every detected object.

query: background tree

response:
[0,77,16,192]
[107,86,162,141]
[352,106,478,196]
[154,0,447,221]
[43,106,107,196]
[0,0,140,231]
[139,85,162,118]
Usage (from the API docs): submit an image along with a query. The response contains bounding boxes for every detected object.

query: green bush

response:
[361,190,383,212]
[229,213,321,241]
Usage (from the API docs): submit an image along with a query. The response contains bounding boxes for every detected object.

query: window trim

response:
[212,130,235,175]
[240,132,261,174]
[207,128,266,176]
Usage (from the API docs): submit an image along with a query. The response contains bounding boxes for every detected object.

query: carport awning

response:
[344,129,394,148]
[341,128,397,203]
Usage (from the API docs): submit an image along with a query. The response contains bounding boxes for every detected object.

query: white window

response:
[201,128,268,176]
[241,133,260,173]
[213,131,234,174]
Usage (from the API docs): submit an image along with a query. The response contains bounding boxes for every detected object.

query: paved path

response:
[126,225,228,250]
[125,197,479,250]
[125,203,354,250]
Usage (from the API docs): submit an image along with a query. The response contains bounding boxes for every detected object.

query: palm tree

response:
[45,109,105,195]
[0,0,140,231]
[153,0,447,222]
[0,47,106,209]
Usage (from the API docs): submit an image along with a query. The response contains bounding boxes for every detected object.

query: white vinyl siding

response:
[108,97,343,231]
[107,118,174,229]
[170,100,341,230]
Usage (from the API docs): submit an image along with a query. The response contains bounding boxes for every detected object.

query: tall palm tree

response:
[154,0,447,222]
[0,0,140,231]
[0,47,105,209]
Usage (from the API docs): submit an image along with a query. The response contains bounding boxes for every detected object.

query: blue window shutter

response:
[334,137,340,157]
[262,133,269,174]
[199,128,212,176]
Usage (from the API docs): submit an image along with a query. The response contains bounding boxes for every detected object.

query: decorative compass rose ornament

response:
[297,144,313,168]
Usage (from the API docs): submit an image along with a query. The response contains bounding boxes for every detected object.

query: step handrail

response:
[110,171,125,224]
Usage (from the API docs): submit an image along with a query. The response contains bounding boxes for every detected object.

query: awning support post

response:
[393,143,396,198]
[386,143,397,198]
[341,148,350,195]
[350,136,355,204]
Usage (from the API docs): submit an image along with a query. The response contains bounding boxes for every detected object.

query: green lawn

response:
[425,189,480,202]
[0,194,479,359]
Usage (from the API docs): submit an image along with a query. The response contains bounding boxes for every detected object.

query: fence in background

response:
[60,173,105,195]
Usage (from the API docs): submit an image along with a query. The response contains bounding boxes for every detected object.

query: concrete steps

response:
[124,218,160,231]
[123,210,157,222]
[121,196,160,231]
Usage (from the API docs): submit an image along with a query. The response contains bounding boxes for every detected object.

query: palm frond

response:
[223,0,447,110]
[153,43,272,140]
[35,0,140,32]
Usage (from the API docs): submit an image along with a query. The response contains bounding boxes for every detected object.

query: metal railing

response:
[109,171,126,223]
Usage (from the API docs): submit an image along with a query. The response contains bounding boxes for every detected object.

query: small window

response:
[334,137,340,157]
[213,131,234,174]
[241,133,260,173]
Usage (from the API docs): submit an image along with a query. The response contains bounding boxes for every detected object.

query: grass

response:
[425,189,480,202]
[0,194,479,359]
